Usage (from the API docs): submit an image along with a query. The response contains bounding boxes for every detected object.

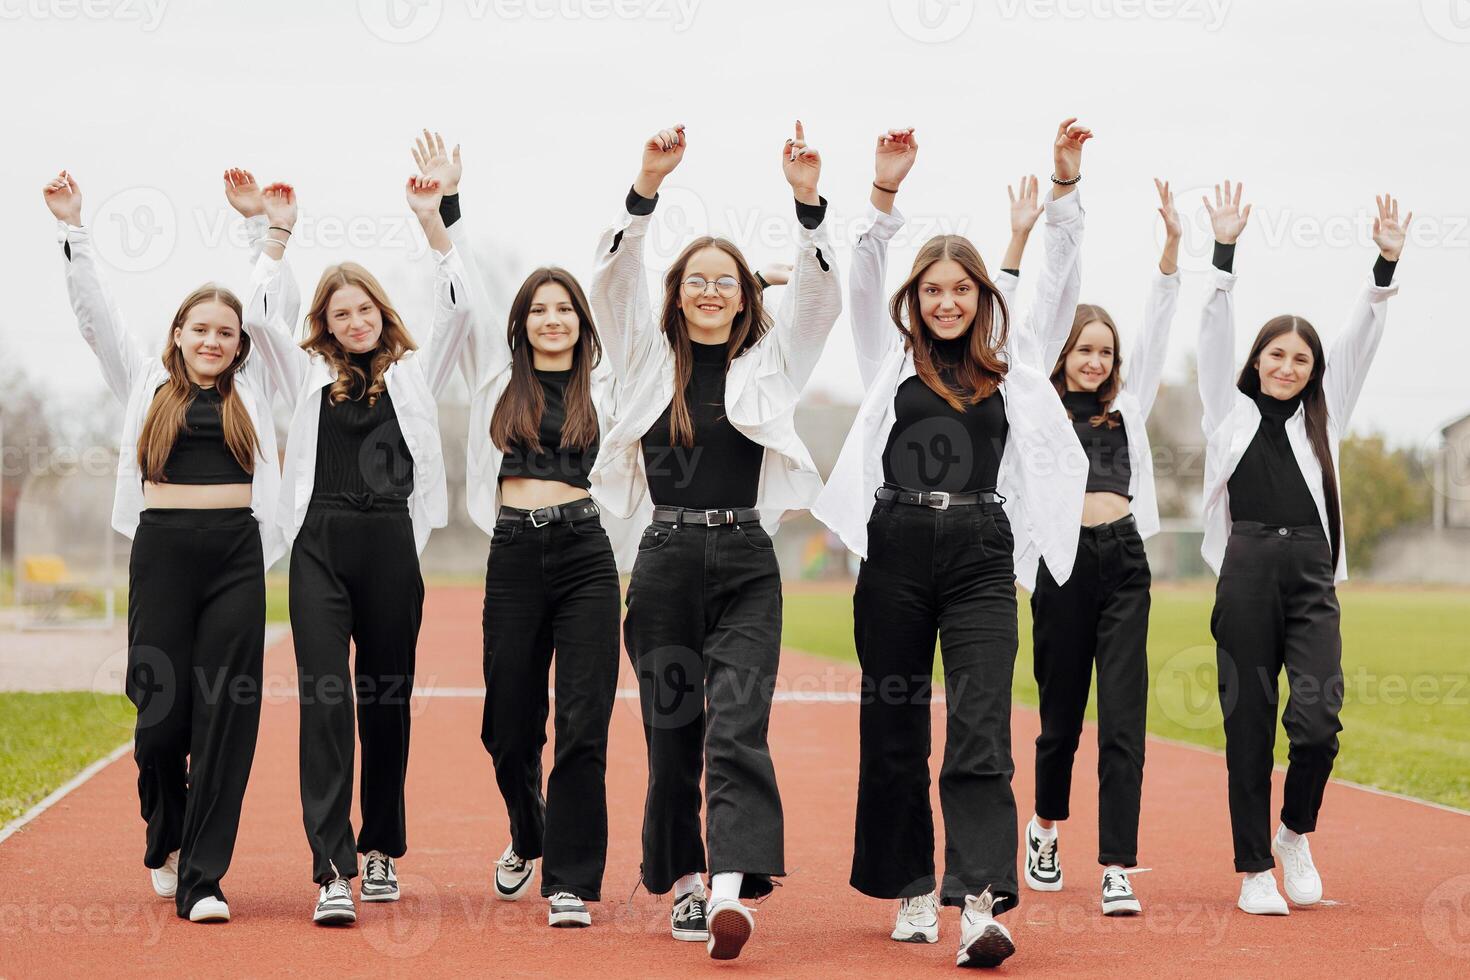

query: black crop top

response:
[498,368,599,490]
[642,339,763,508]
[1062,390,1132,498]
[155,384,253,485]
[882,335,1008,493]
[1227,392,1319,527]
[314,350,415,498]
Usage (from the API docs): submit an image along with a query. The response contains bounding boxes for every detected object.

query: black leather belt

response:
[875,485,1004,510]
[652,505,761,527]
[498,498,600,528]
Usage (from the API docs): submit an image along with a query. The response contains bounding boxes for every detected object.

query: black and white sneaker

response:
[1101,866,1142,916]
[494,843,536,901]
[1024,818,1063,891]
[548,892,592,928]
[671,882,709,942]
[360,850,399,903]
[314,876,356,926]
[956,887,1015,968]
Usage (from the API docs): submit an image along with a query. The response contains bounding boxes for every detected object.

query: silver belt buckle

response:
[703,508,732,526]
[530,507,550,528]
[926,491,951,510]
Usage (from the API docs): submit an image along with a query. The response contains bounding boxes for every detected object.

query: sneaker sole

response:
[957,924,1016,968]
[1236,900,1289,916]
[1024,869,1063,892]
[187,906,230,923]
[549,910,592,928]
[361,887,400,903]
[890,927,939,944]
[1102,898,1142,916]
[494,873,536,902]
[707,908,752,961]
[313,907,358,926]
[671,927,709,942]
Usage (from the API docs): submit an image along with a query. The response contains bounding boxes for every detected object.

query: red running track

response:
[2,586,1467,977]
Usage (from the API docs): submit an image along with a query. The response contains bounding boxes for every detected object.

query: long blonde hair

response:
[137,285,258,482]
[301,262,418,404]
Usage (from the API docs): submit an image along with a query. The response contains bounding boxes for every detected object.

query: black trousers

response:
[290,494,424,884]
[1030,515,1151,867]
[127,507,265,917]
[481,510,620,900]
[624,518,785,900]
[1211,521,1343,873]
[851,500,1020,913]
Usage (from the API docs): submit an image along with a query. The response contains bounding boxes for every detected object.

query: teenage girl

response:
[1019,178,1184,916]
[811,119,1092,968]
[45,169,292,923]
[589,121,841,960]
[228,167,470,925]
[1197,182,1408,915]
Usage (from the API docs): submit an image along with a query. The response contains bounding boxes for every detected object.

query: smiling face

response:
[678,246,745,337]
[525,281,581,357]
[1064,320,1116,392]
[326,284,384,354]
[917,258,978,340]
[172,299,243,384]
[1255,329,1315,399]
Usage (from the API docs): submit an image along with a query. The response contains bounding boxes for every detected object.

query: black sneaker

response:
[314,876,356,926]
[1101,866,1142,916]
[360,850,400,903]
[671,883,709,942]
[548,891,592,928]
[1024,819,1063,891]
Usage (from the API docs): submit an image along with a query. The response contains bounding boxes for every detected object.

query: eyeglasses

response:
[681,274,741,298]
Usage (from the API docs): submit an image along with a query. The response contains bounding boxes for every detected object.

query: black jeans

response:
[1030,515,1151,867]
[289,494,424,884]
[481,509,620,900]
[851,500,1020,913]
[1211,521,1343,873]
[127,507,265,917]
[624,518,784,900]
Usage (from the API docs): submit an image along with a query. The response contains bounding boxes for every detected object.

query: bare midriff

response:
[143,482,253,509]
[499,477,592,511]
[1082,491,1131,527]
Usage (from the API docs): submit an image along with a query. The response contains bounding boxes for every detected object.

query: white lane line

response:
[0,740,133,847]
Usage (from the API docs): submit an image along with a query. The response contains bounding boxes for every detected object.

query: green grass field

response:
[783,582,1470,811]
[0,692,135,825]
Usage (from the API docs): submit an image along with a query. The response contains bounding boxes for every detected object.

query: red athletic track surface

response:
[2,586,1467,978]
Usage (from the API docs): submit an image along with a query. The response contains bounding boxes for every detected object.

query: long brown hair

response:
[301,262,418,404]
[889,235,1010,410]
[658,237,770,447]
[137,285,259,483]
[1050,303,1124,429]
[489,268,602,453]
[1237,315,1341,564]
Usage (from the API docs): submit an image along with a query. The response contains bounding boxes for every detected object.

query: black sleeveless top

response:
[156,384,252,485]
[1062,390,1132,498]
[498,368,599,490]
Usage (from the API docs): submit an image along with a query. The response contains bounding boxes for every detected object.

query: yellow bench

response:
[20,554,88,623]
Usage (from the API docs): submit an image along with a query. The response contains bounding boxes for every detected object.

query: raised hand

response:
[42,170,82,225]
[224,168,265,218]
[874,127,918,191]
[634,124,686,198]
[1202,180,1251,245]
[262,182,298,234]
[1008,175,1043,236]
[1156,178,1181,275]
[405,174,444,217]
[1372,193,1411,262]
[1053,117,1093,183]
[759,262,793,287]
[782,120,821,205]
[411,129,461,196]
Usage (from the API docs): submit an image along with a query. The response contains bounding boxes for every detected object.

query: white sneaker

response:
[314,876,357,925]
[493,843,536,901]
[705,897,754,961]
[891,892,939,944]
[1237,871,1289,915]
[1024,819,1062,891]
[360,850,400,903]
[151,850,180,898]
[548,892,591,928]
[1271,828,1323,906]
[1100,866,1142,916]
[956,887,1015,968]
[187,896,230,923]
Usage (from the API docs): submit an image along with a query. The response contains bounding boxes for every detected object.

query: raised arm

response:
[1323,193,1407,425]
[1126,179,1183,419]
[1197,180,1252,434]
[225,168,301,367]
[849,128,919,389]
[589,124,684,383]
[243,182,311,411]
[765,120,841,391]
[404,169,471,397]
[44,171,148,403]
[1021,118,1091,372]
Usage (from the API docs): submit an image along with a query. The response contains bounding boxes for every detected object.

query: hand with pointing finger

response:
[782,120,821,206]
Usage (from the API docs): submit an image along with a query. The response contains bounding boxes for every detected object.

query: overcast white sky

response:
[4,0,1466,448]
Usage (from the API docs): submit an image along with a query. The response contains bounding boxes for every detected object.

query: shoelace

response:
[1243,873,1279,902]
[672,889,707,922]
[324,877,351,901]
[549,892,580,905]
[1278,837,1312,877]
[498,849,526,873]
[1102,869,1130,895]
[1033,834,1059,873]
[963,886,997,920]
[366,852,388,881]
[901,893,939,918]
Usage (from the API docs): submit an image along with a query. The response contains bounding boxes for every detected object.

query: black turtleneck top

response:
[882,334,1009,493]
[156,383,253,485]
[314,350,415,498]
[641,339,763,508]
[1062,389,1132,498]
[499,368,599,490]
[1227,392,1319,526]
